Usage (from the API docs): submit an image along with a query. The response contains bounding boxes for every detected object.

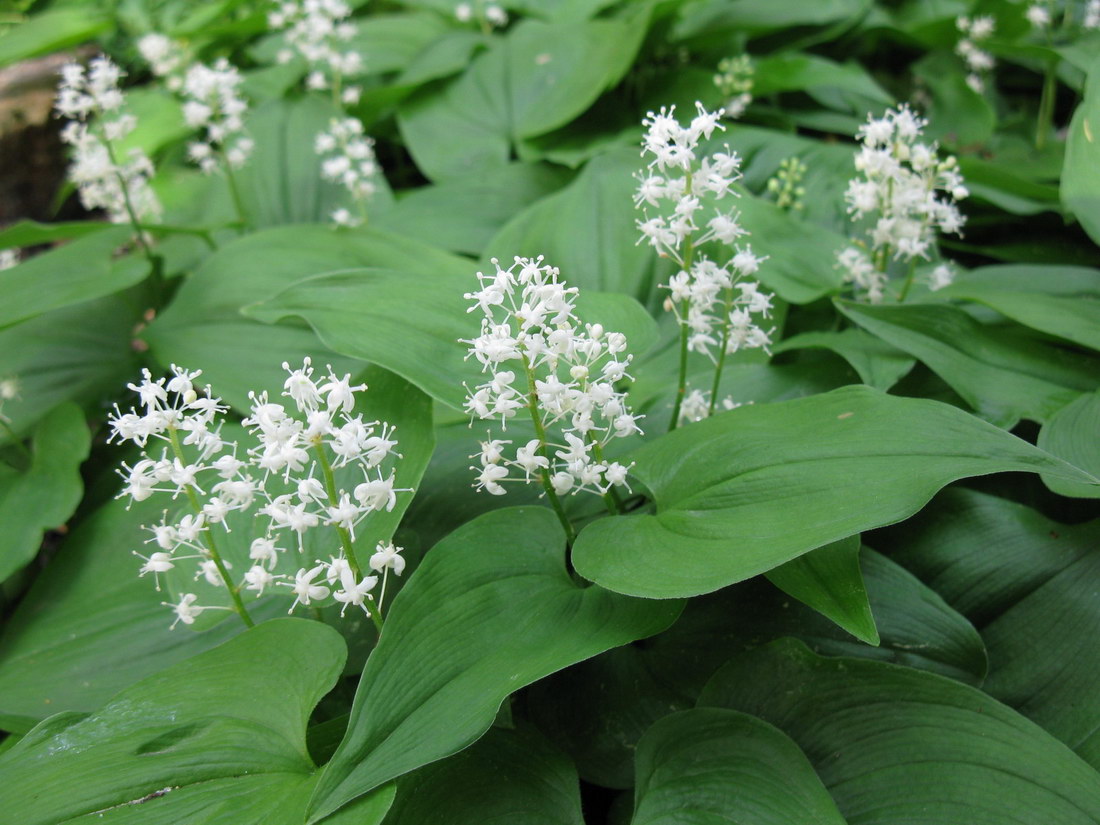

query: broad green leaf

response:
[0,495,254,731]
[1038,391,1100,498]
[673,0,869,40]
[754,52,891,109]
[1063,54,1100,247]
[914,51,995,146]
[115,88,193,159]
[0,10,111,68]
[346,13,449,76]
[959,157,1061,216]
[934,264,1100,352]
[396,30,489,87]
[0,404,89,583]
[397,14,648,181]
[699,639,1100,824]
[838,300,1100,427]
[0,620,356,825]
[246,268,659,411]
[0,227,145,329]
[0,293,142,442]
[384,726,583,825]
[529,548,985,788]
[632,708,847,825]
[573,385,1097,599]
[888,489,1100,767]
[775,328,915,390]
[374,162,571,256]
[144,225,464,412]
[765,535,878,645]
[307,506,682,821]
[484,148,659,300]
[0,220,110,249]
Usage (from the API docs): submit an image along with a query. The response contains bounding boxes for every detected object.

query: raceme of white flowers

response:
[109,361,409,628]
[714,55,755,120]
[269,0,364,105]
[462,256,642,499]
[838,104,968,303]
[1025,1,1100,30]
[180,59,254,173]
[956,15,996,93]
[316,117,381,226]
[0,249,18,270]
[137,34,188,89]
[636,102,775,421]
[55,57,161,225]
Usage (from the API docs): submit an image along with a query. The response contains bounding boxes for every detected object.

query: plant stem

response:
[667,225,696,432]
[311,442,384,633]
[0,419,31,464]
[521,354,577,545]
[102,136,160,275]
[167,426,254,628]
[897,257,919,302]
[220,154,251,232]
[1036,57,1057,151]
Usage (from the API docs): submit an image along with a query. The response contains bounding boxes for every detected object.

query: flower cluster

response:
[714,55,754,119]
[269,0,363,105]
[462,256,642,498]
[455,1,508,29]
[680,390,745,424]
[55,57,161,225]
[137,34,188,88]
[180,59,254,173]
[315,117,380,226]
[109,360,410,628]
[765,156,807,213]
[0,376,18,425]
[838,104,967,303]
[635,102,743,265]
[956,15,996,93]
[1026,3,1052,29]
[0,249,18,270]
[1088,1,1100,29]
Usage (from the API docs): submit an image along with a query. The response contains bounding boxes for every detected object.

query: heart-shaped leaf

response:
[573,385,1097,598]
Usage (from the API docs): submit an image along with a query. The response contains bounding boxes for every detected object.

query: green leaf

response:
[913,51,995,146]
[144,225,463,412]
[673,0,869,40]
[1063,54,1100,247]
[765,535,878,645]
[374,162,571,256]
[484,148,657,300]
[245,267,659,411]
[0,220,111,249]
[384,726,583,825]
[775,328,915,390]
[933,264,1100,352]
[754,52,891,109]
[0,403,89,583]
[0,620,357,825]
[1038,391,1100,498]
[307,506,682,821]
[889,489,1100,767]
[0,227,145,329]
[397,14,648,181]
[0,293,142,442]
[0,495,254,731]
[958,157,1061,216]
[572,385,1096,599]
[0,10,111,68]
[699,639,1100,824]
[346,13,449,76]
[838,301,1100,427]
[632,708,847,825]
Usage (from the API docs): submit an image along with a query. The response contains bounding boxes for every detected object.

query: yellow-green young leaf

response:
[307,507,682,821]
[1038,391,1100,498]
[837,301,1099,428]
[572,386,1097,599]
[1062,54,1100,247]
[699,639,1100,824]
[0,620,366,825]
[0,403,90,582]
[385,726,583,825]
[632,709,847,825]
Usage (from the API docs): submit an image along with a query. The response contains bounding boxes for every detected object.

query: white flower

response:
[369,542,405,575]
[0,249,18,270]
[283,564,331,610]
[165,593,203,628]
[1026,4,1050,28]
[316,117,382,226]
[268,0,364,92]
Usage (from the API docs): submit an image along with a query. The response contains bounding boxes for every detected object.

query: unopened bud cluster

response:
[714,55,754,119]
[462,256,642,498]
[55,57,161,225]
[839,104,967,302]
[766,157,807,213]
[109,360,409,628]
